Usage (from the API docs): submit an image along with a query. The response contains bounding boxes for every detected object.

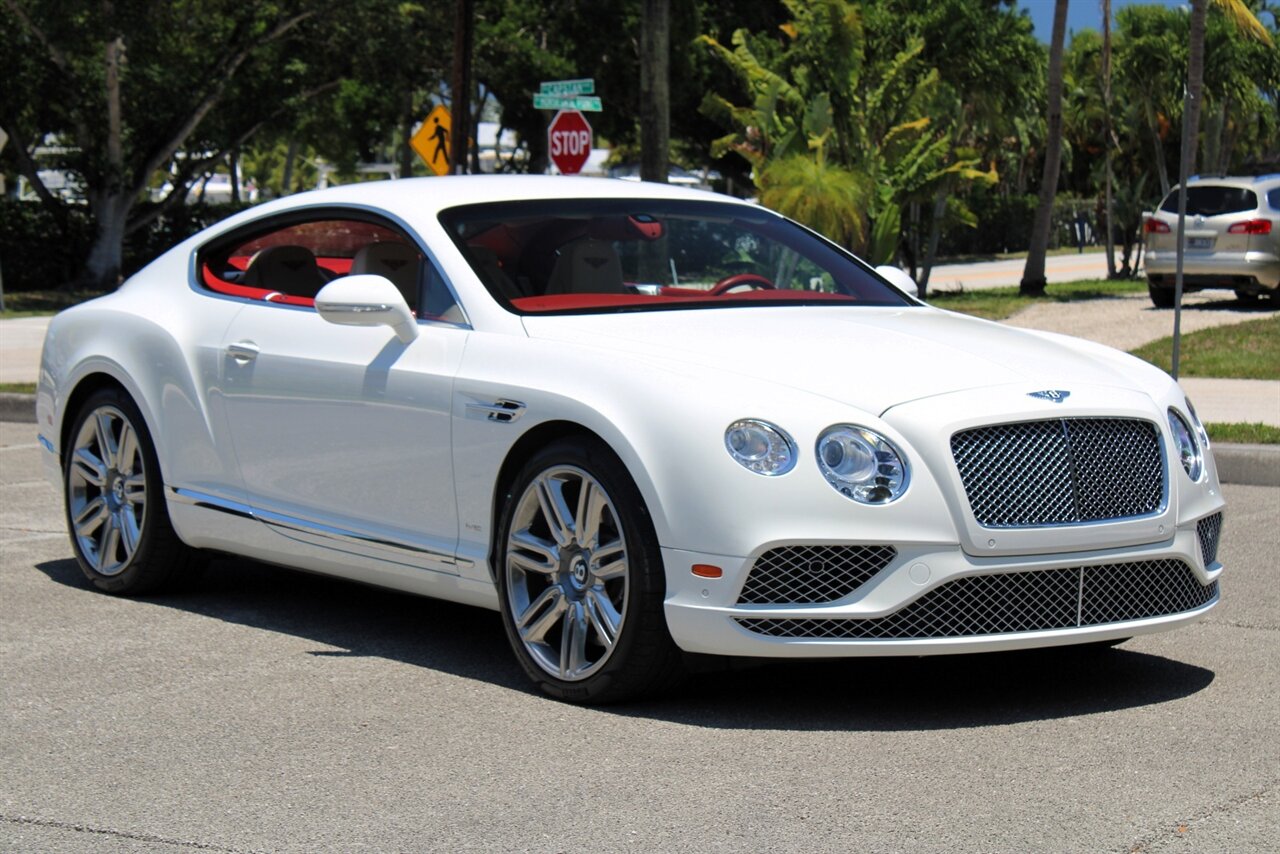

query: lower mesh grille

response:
[1196,513,1223,565]
[737,545,897,604]
[736,559,1215,639]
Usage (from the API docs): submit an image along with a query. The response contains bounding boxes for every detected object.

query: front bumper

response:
[661,516,1220,658]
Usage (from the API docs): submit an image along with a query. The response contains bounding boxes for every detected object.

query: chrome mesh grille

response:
[951,418,1163,527]
[737,545,897,604]
[736,559,1215,639]
[1196,512,1224,565]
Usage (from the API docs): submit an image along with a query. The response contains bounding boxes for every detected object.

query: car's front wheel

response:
[496,438,683,703]
[63,388,201,594]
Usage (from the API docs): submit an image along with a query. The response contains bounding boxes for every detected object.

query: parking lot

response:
[2,418,1278,852]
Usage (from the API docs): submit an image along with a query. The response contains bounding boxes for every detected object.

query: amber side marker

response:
[691,564,723,579]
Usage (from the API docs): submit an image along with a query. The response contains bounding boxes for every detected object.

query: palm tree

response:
[640,0,671,183]
[1171,0,1272,376]
[1102,0,1116,280]
[1020,0,1069,297]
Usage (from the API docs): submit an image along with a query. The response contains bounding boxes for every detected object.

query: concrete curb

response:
[1,392,1276,486]
[0,393,35,424]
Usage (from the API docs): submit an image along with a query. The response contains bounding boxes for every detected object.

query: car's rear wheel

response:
[1147,278,1175,308]
[64,388,201,594]
[496,438,683,703]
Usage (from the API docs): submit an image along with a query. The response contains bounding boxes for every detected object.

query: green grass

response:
[935,246,1107,265]
[0,383,37,394]
[1205,422,1280,445]
[1128,315,1280,380]
[1,289,106,318]
[926,278,1146,320]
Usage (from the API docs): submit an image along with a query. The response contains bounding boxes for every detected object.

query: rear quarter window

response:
[1268,187,1280,212]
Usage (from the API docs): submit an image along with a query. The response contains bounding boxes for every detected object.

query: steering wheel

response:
[708,273,776,295]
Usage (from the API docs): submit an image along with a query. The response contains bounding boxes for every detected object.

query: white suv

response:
[1143,174,1280,307]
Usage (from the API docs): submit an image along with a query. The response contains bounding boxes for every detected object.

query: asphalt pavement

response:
[1,420,1278,852]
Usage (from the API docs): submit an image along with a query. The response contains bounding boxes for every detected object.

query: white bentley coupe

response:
[37,176,1225,702]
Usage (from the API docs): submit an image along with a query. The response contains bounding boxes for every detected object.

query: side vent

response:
[466,399,526,423]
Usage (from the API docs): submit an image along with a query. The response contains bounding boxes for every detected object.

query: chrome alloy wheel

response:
[67,405,147,576]
[505,465,629,681]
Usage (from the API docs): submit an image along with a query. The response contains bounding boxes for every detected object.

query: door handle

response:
[226,341,260,364]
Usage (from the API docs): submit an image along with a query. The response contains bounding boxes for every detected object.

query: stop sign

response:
[548,110,592,175]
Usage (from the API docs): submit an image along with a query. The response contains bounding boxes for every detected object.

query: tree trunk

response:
[83,193,130,289]
[919,189,948,298]
[640,0,670,183]
[1172,0,1208,380]
[449,0,475,175]
[1020,0,1069,296]
[1147,104,1170,198]
[281,139,299,195]
[1183,0,1207,178]
[399,95,416,179]
[229,146,240,204]
[1102,0,1116,279]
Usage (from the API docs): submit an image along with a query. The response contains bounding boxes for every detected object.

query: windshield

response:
[438,198,912,314]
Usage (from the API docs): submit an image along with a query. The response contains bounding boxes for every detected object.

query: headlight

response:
[816,425,908,504]
[1168,408,1203,481]
[724,419,796,476]
[1185,397,1210,449]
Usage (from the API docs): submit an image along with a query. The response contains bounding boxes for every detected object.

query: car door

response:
[209,213,468,570]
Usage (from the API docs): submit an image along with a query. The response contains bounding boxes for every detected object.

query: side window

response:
[1268,187,1280,212]
[199,214,459,318]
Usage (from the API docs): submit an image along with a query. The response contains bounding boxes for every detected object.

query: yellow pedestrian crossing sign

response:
[412,105,452,175]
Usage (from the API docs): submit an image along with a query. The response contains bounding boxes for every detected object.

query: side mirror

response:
[316,275,418,344]
[875,265,920,299]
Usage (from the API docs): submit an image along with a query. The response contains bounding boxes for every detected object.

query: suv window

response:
[1268,187,1280,212]
[1160,186,1258,216]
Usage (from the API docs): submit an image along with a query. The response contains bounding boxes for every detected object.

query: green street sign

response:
[533,93,603,112]
[539,78,595,96]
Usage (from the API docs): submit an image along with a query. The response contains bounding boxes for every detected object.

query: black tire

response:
[1147,279,1175,308]
[63,387,203,594]
[495,437,684,703]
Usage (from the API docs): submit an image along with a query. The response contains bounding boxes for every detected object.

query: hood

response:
[522,306,1151,415]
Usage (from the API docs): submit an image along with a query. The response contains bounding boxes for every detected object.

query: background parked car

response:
[1143,174,1280,307]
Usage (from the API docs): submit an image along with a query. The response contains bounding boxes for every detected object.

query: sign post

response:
[548,110,593,175]
[410,105,453,176]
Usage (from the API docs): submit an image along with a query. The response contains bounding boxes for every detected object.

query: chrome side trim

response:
[166,487,471,569]
[320,303,396,315]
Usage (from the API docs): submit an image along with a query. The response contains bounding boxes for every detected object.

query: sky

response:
[1023,0,1188,43]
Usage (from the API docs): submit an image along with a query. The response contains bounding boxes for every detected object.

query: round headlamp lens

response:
[816,425,908,504]
[1168,408,1203,481]
[724,420,796,476]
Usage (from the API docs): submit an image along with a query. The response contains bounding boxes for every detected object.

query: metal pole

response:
[1172,86,1191,380]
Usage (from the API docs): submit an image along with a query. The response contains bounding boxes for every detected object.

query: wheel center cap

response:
[569,554,590,588]
[111,479,126,503]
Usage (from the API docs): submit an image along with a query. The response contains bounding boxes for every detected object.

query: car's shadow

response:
[1148,295,1278,313]
[37,556,1215,731]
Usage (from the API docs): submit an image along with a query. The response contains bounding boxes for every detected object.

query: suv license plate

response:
[1187,237,1214,249]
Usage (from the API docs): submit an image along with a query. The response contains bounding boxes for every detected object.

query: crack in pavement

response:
[1125,778,1279,853]
[0,813,268,853]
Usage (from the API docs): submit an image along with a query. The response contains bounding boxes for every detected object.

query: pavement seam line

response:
[0,813,267,853]
[1125,778,1279,852]
[1203,617,1280,633]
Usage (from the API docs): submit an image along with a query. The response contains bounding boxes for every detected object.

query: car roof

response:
[1182,174,1280,190]
[261,175,755,218]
